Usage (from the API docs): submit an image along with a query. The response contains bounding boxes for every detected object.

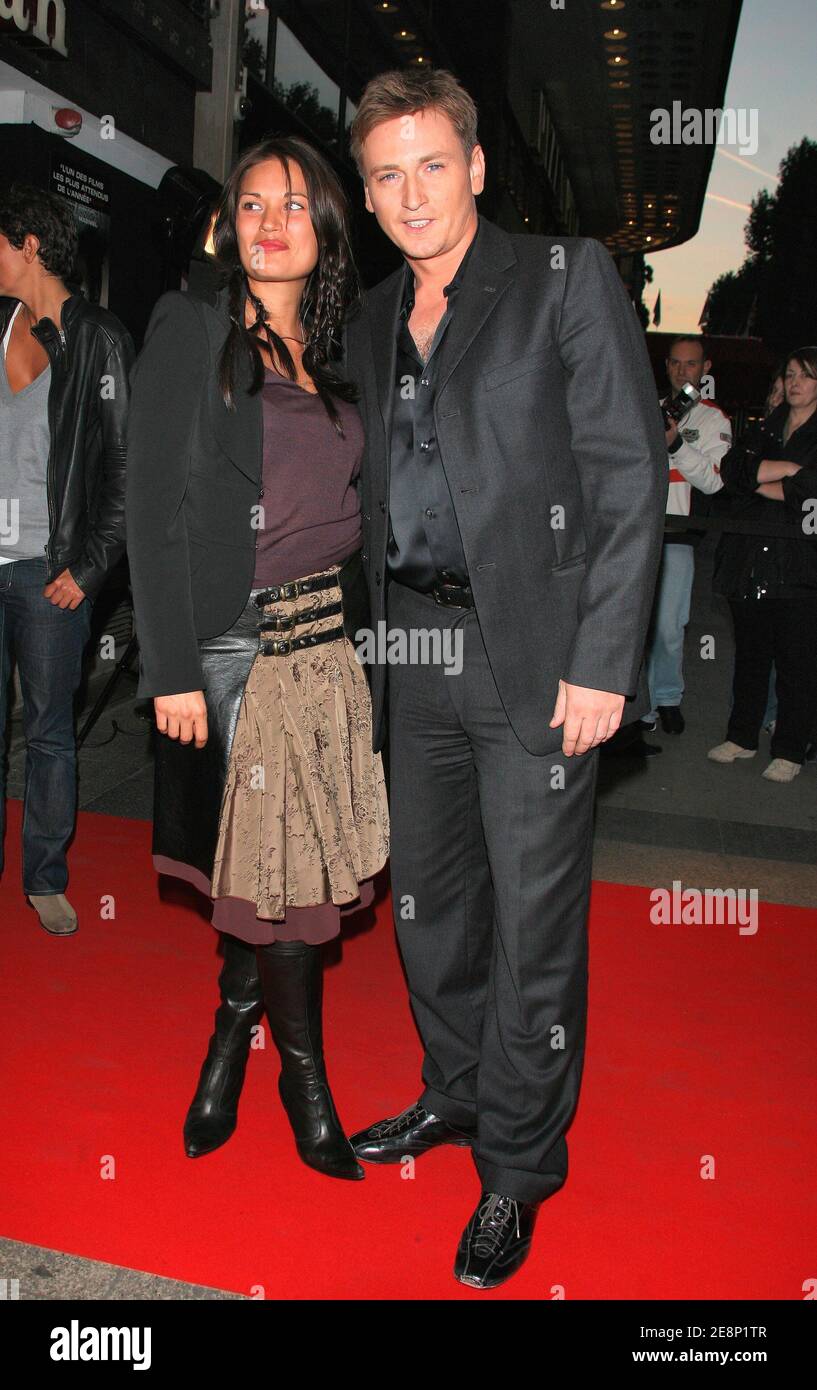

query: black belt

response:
[261,624,346,656]
[426,575,474,608]
[253,570,342,606]
[259,600,342,632]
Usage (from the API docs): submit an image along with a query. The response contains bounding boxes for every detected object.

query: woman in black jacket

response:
[709,347,817,781]
[125,136,389,1179]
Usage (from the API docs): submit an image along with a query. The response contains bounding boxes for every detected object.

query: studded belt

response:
[261,624,345,656]
[253,570,342,606]
[255,575,346,655]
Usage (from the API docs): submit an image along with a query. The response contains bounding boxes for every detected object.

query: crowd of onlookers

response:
[603,336,817,785]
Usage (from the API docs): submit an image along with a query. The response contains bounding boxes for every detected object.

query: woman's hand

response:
[154,691,208,748]
[757,459,802,482]
[755,481,785,501]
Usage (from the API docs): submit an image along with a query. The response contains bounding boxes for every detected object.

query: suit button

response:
[375,571,381,585]
[361,550,368,562]
[379,499,386,512]
[425,508,435,518]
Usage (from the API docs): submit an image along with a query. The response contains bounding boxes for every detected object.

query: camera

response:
[661,382,701,431]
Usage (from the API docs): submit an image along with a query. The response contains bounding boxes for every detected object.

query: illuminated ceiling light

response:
[609,79,630,88]
[608,55,629,65]
[601,0,625,9]
[394,29,416,40]
[604,26,628,38]
[375,3,398,12]
[411,54,427,64]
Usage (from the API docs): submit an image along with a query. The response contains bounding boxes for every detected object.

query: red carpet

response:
[1,799,814,1300]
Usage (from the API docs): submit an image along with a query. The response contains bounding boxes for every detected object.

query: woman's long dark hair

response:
[211,135,360,433]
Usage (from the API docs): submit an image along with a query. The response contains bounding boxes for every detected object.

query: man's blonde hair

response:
[349,69,479,176]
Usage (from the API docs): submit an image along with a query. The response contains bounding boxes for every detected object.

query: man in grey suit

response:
[344,70,667,1289]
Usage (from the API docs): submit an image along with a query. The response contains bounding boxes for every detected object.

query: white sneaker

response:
[707,741,757,763]
[762,758,801,783]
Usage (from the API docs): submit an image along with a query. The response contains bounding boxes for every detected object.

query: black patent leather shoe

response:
[657,704,685,734]
[350,1100,475,1163]
[454,1191,539,1289]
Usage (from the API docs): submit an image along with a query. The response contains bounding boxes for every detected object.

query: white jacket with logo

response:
[660,397,731,516]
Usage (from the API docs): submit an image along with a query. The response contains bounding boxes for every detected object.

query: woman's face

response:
[235,157,319,290]
[785,361,817,411]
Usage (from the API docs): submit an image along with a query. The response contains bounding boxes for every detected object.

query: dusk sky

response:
[646,0,817,334]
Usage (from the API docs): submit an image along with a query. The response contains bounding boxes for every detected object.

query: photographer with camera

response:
[708,347,817,783]
[641,336,731,746]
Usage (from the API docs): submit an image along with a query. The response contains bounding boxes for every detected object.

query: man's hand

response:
[665,420,679,448]
[154,691,208,748]
[43,568,86,610]
[549,680,625,757]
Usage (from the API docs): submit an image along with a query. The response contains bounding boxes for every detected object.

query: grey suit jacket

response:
[344,214,668,755]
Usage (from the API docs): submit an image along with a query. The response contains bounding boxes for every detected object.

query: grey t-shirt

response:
[0,302,51,564]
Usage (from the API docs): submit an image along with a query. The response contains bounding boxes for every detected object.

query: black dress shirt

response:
[386,222,481,589]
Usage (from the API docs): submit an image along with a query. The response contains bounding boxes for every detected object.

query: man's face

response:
[667,342,709,395]
[360,107,484,263]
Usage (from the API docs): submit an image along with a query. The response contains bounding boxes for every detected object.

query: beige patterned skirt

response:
[209,566,389,921]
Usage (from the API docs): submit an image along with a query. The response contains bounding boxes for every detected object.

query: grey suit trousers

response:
[386,578,599,1204]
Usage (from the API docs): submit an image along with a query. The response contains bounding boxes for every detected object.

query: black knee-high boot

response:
[256,939,364,1181]
[183,933,265,1158]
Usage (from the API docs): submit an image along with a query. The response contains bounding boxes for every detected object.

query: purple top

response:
[253,367,364,586]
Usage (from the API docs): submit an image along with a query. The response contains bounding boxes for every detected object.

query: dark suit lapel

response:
[435,217,517,396]
[364,266,405,444]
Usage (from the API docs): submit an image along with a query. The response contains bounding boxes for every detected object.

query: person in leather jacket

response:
[0,182,134,934]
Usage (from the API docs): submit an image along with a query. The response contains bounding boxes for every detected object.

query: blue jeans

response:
[0,556,92,894]
[645,542,696,720]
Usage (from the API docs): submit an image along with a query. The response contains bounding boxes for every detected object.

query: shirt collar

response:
[400,218,481,319]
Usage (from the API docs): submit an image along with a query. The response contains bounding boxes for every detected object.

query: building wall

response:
[0,0,200,166]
